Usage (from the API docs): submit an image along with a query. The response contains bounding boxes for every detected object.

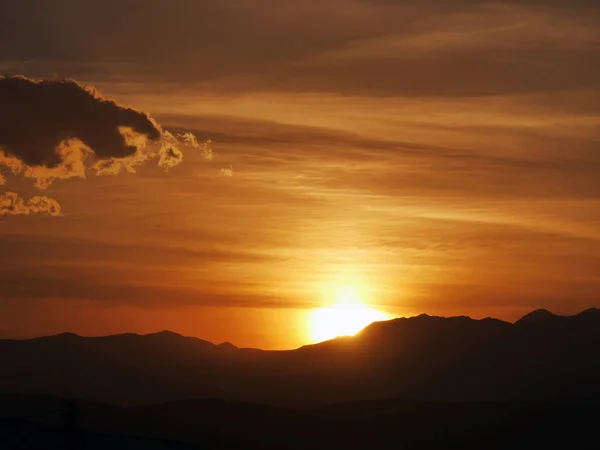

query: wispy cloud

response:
[221,165,234,177]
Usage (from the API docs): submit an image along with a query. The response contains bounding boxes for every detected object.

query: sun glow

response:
[308,285,390,343]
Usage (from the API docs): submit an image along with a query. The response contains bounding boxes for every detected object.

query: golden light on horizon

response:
[308,285,391,343]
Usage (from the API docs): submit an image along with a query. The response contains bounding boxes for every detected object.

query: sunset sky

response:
[1,0,599,349]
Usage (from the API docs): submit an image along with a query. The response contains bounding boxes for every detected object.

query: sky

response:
[1,0,599,349]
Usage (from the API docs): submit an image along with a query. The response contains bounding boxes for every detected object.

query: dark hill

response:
[0,309,599,406]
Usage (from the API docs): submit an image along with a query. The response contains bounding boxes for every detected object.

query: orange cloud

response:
[0,191,61,216]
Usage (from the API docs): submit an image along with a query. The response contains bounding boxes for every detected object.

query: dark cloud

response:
[0,76,209,215]
[0,76,161,167]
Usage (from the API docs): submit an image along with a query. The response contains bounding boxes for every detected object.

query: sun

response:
[308,285,390,343]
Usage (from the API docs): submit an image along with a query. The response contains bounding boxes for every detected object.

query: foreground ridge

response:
[0,308,598,407]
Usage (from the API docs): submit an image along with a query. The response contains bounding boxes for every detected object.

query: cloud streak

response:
[3,1,598,98]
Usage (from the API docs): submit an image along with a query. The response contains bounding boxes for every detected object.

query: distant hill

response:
[0,309,599,406]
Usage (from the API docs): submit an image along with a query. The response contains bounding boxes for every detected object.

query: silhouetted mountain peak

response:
[515,309,557,325]
[356,313,512,347]
[411,314,475,323]
[36,332,82,342]
[218,341,237,350]
[56,332,81,337]
[577,308,600,318]
[148,330,184,338]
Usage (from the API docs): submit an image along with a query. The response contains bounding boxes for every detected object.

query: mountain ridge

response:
[0,308,598,407]
[4,308,597,349]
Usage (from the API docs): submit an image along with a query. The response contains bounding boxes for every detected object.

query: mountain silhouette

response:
[0,310,599,406]
[514,308,557,325]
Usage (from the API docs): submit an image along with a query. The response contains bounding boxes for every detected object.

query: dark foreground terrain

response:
[0,395,598,449]
[1,309,599,448]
